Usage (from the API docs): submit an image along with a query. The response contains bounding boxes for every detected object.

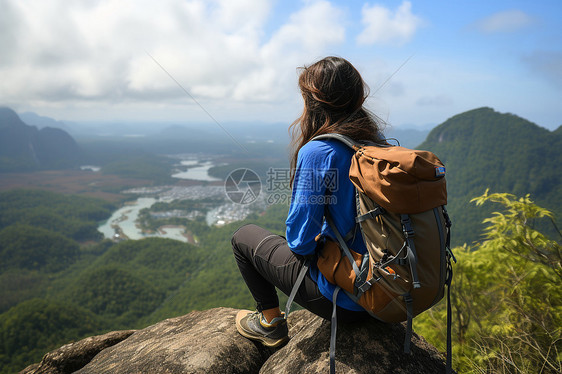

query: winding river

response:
[98,161,221,242]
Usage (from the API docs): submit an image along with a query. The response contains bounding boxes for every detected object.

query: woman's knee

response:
[231,223,260,250]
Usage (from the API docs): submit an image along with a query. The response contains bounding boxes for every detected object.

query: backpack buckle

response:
[403,293,413,305]
[356,279,373,294]
[403,229,415,238]
[400,215,415,238]
[446,247,457,263]
[442,205,451,223]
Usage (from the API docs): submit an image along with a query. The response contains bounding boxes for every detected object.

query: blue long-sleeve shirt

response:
[286,139,367,311]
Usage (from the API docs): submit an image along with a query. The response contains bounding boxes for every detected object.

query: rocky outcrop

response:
[21,307,448,374]
[76,308,271,374]
[262,309,446,374]
[20,330,136,374]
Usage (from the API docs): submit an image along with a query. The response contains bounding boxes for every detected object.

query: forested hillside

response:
[0,189,287,373]
[418,107,561,245]
[0,189,115,241]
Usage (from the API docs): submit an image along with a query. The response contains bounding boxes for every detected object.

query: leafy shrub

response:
[416,191,561,373]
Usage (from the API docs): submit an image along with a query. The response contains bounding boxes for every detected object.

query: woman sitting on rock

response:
[232,56,384,347]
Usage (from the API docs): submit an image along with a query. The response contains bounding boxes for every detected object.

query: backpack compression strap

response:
[400,214,421,289]
[325,211,372,295]
[443,206,454,374]
[446,265,453,374]
[285,260,310,316]
[324,210,372,374]
[329,286,341,374]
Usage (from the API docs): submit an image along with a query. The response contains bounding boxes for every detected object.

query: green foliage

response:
[145,246,254,323]
[0,298,103,374]
[67,265,165,323]
[0,189,116,318]
[472,191,561,279]
[92,237,205,292]
[151,221,251,312]
[254,202,289,235]
[419,107,562,246]
[0,224,79,273]
[0,270,48,314]
[40,237,208,329]
[416,191,561,373]
[0,189,115,241]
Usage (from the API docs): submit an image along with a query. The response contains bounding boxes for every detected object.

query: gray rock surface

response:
[21,307,448,374]
[20,330,136,374]
[262,309,446,373]
[76,308,270,374]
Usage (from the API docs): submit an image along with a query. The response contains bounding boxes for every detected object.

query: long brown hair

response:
[289,56,384,186]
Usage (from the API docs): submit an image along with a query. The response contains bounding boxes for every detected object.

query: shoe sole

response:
[235,310,289,348]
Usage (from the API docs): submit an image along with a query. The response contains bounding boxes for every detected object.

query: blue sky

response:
[1,0,561,130]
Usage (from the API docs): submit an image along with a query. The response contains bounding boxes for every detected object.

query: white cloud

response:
[237,0,345,101]
[0,0,345,116]
[357,1,422,46]
[474,9,535,34]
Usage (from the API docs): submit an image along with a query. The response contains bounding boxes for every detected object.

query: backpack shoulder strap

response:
[311,133,360,150]
[312,133,390,149]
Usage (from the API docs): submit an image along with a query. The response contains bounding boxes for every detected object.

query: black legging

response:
[232,224,369,322]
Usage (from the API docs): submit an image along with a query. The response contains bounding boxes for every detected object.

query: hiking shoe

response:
[235,310,289,348]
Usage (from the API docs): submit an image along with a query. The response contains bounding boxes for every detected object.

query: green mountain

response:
[0,107,83,171]
[418,107,561,245]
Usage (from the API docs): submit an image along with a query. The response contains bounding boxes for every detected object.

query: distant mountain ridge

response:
[0,107,82,172]
[19,111,71,131]
[419,107,561,245]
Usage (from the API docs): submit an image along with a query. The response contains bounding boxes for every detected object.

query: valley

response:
[0,106,560,373]
[0,169,151,202]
